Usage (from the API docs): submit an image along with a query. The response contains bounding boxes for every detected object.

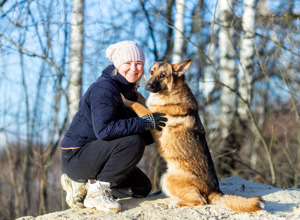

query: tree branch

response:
[0,34,61,70]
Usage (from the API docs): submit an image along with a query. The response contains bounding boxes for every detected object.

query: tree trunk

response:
[237,0,258,178]
[201,2,219,129]
[218,0,237,176]
[172,0,185,64]
[68,0,85,120]
[238,0,257,120]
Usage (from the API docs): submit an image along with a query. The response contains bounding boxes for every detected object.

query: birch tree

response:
[238,0,260,172]
[172,0,185,63]
[201,2,219,127]
[202,37,217,103]
[218,0,236,175]
[68,0,85,120]
[238,0,257,120]
[219,0,235,138]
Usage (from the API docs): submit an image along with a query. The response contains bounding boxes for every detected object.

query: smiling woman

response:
[60,40,167,213]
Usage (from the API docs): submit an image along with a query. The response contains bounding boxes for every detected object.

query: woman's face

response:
[118,61,144,83]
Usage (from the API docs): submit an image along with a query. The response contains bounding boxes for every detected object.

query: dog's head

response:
[145,59,192,93]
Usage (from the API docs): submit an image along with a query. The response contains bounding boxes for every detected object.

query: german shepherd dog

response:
[123,59,264,212]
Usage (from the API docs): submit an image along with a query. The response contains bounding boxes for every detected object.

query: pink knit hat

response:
[106,41,145,69]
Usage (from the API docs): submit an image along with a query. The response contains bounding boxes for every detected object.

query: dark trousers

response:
[61,134,152,198]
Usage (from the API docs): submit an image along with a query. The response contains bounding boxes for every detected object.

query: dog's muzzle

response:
[145,81,161,93]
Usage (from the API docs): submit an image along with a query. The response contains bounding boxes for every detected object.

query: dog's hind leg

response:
[163,174,207,208]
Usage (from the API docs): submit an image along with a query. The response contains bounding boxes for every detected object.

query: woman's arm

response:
[89,81,145,140]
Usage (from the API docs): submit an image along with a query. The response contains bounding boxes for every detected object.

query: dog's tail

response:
[209,192,265,212]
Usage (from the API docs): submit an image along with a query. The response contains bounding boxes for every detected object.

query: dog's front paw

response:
[121,94,133,109]
[168,201,180,209]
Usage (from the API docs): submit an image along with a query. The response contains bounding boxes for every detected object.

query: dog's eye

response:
[160,73,166,79]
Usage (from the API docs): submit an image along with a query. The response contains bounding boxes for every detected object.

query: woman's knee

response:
[123,134,145,156]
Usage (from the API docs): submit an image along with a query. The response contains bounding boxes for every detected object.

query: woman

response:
[60,41,167,213]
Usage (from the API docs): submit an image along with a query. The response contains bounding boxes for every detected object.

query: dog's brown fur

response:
[123,59,264,212]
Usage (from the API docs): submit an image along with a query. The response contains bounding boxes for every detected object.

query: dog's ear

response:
[172,58,192,77]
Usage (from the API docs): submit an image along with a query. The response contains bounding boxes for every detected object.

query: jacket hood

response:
[102,64,116,78]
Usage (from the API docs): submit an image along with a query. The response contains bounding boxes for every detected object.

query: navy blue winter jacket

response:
[60,65,147,148]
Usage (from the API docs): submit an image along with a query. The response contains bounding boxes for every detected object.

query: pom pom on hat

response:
[106,41,145,68]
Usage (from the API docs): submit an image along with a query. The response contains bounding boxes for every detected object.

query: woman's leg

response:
[62,134,146,186]
[111,166,152,198]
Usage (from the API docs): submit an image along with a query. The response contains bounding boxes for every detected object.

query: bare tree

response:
[172,0,185,63]
[68,0,85,120]
[217,0,237,175]
[237,0,261,178]
[201,1,219,129]
[238,0,257,121]
[0,0,70,217]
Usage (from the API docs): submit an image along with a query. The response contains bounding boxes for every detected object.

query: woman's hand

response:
[141,113,167,131]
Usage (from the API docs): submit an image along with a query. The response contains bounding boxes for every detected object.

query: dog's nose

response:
[145,83,153,90]
[146,81,161,93]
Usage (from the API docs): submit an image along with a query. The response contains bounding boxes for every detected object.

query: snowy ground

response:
[18,176,300,220]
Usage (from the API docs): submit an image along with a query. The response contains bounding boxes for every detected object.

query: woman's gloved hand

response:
[141,113,167,131]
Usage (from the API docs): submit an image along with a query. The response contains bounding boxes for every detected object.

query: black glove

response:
[141,113,167,131]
